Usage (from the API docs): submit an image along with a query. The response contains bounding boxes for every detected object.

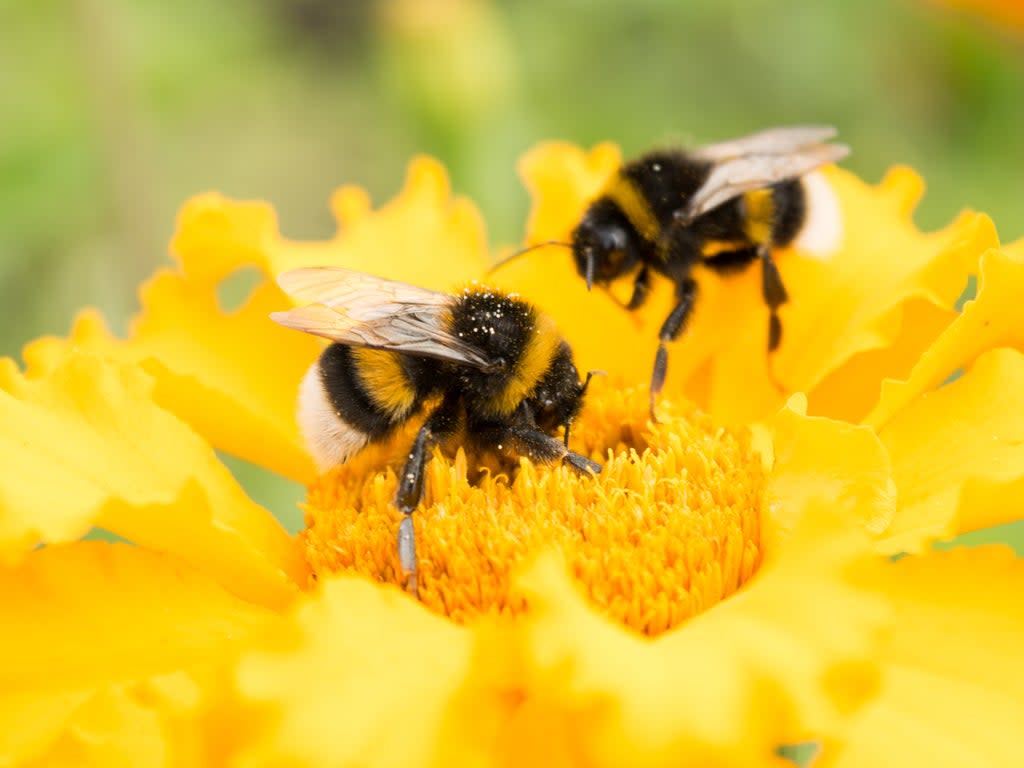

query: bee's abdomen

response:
[298,344,424,471]
[768,178,806,246]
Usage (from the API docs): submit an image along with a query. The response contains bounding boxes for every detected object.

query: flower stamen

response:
[301,383,765,635]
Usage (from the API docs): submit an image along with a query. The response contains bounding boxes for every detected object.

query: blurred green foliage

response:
[3,0,1023,547]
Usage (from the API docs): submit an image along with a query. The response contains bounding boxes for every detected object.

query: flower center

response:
[300,383,765,635]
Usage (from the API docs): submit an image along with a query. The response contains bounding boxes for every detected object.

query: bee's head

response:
[571,200,641,290]
[530,342,593,443]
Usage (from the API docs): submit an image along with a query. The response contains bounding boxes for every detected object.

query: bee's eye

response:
[598,245,627,278]
[599,227,628,254]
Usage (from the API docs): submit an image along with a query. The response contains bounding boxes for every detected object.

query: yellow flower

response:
[3,144,1024,766]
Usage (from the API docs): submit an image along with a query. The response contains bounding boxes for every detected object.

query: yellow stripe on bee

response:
[605,174,661,245]
[352,348,418,417]
[742,188,775,245]
[487,312,561,418]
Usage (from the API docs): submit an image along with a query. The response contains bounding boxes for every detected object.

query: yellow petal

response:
[0,542,277,692]
[768,394,895,556]
[2,676,209,768]
[232,575,512,768]
[822,546,1024,767]
[505,504,887,767]
[773,177,994,396]
[25,157,491,484]
[23,270,321,486]
[874,347,1024,553]
[697,171,991,424]
[506,143,996,426]
[805,297,956,423]
[319,155,491,288]
[866,246,1024,429]
[0,354,303,607]
[0,689,91,766]
[0,542,277,765]
[519,140,623,244]
[173,157,490,290]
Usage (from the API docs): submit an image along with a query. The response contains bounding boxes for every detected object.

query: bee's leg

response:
[650,277,698,421]
[703,244,787,350]
[477,422,603,476]
[626,266,652,310]
[702,244,788,389]
[394,398,459,598]
[758,244,789,352]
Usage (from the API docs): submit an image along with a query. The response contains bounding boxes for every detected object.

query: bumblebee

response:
[271,267,601,596]
[499,125,849,416]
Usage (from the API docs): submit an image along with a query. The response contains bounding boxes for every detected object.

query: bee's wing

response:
[690,125,840,162]
[679,141,850,224]
[271,267,498,370]
[677,125,849,224]
[276,266,448,318]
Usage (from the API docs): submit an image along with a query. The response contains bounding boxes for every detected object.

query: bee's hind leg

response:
[758,245,789,352]
[758,244,789,392]
[394,397,459,599]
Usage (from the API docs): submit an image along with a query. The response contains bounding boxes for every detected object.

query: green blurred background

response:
[3,0,1023,544]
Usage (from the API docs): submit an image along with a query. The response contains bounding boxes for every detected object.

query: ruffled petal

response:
[25,158,490,483]
[767,394,895,556]
[25,277,324,485]
[503,504,888,767]
[705,174,991,422]
[771,173,993,398]
[0,542,276,691]
[519,140,623,244]
[821,546,1024,767]
[0,354,303,607]
[0,672,216,768]
[1,685,175,768]
[866,246,1024,429]
[490,398,916,763]
[231,575,512,768]
[871,347,1024,553]
[0,542,278,766]
[507,143,996,426]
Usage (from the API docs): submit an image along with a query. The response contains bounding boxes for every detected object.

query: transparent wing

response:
[276,266,451,318]
[679,126,850,223]
[690,125,840,162]
[271,267,498,369]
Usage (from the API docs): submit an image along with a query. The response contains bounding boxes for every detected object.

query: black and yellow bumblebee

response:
[499,125,849,416]
[270,267,601,595]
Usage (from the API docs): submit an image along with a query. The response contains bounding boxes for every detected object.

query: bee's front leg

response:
[626,266,652,310]
[476,423,602,477]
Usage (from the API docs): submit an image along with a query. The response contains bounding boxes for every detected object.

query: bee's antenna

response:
[486,240,572,276]
[582,369,605,395]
